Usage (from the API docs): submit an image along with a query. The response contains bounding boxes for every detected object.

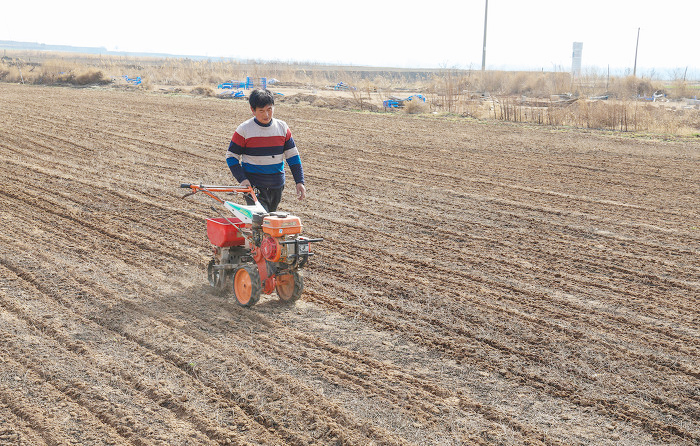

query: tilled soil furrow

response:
[304,282,700,444]
[0,162,209,251]
[213,312,564,446]
[152,286,558,445]
[0,190,516,444]
[0,262,268,446]
[3,99,234,169]
[0,329,153,446]
[0,382,62,445]
[0,189,522,444]
[314,192,697,308]
[0,187,200,269]
[0,402,49,446]
[307,157,698,247]
[96,310,411,446]
[307,148,697,224]
[299,194,699,328]
[308,184,699,294]
[313,254,700,388]
[0,130,213,196]
[0,260,319,445]
[310,223,700,353]
[311,229,698,337]
[312,263,698,401]
[313,254,698,407]
[0,338,135,446]
[306,177,699,262]
[307,252,700,414]
[0,381,70,446]
[12,88,243,143]
[0,237,409,446]
[2,83,698,446]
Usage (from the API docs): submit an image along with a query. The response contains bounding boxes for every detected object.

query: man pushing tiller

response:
[226,88,306,212]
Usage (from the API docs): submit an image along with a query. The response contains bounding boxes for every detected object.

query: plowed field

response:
[1,83,699,445]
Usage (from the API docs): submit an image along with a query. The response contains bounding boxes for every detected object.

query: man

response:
[226,88,306,212]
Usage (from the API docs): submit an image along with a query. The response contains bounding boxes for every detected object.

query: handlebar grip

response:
[180,183,192,188]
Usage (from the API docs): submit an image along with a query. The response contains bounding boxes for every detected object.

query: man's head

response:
[249,88,275,125]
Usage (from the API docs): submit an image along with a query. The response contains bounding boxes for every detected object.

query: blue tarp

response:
[406,94,426,102]
[219,90,246,98]
[218,77,272,90]
[123,75,141,85]
[384,94,426,109]
[333,82,356,91]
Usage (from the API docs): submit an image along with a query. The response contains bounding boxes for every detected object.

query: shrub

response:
[74,69,110,85]
[620,76,660,98]
[404,98,428,114]
[190,85,214,96]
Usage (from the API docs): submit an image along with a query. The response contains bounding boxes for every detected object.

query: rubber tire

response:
[232,264,261,307]
[275,270,303,303]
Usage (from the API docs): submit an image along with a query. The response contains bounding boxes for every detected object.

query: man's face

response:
[252,105,274,124]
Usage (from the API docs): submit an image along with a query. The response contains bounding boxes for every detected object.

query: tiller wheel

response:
[232,264,261,307]
[275,270,303,302]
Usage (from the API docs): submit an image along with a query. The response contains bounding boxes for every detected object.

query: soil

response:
[0,82,698,446]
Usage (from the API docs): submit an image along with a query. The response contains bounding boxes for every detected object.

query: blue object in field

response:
[219,77,255,90]
[334,81,355,90]
[406,94,426,102]
[383,100,400,108]
[221,90,245,98]
[123,75,142,85]
[218,81,245,89]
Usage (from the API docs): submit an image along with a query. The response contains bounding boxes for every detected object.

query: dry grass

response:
[404,98,429,114]
[189,85,214,97]
[492,96,700,135]
[1,49,698,135]
[0,55,111,85]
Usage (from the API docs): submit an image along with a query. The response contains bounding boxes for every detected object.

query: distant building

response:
[572,42,583,77]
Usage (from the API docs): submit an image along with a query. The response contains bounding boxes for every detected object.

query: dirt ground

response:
[0,83,698,445]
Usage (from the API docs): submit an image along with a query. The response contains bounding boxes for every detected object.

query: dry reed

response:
[1,49,698,135]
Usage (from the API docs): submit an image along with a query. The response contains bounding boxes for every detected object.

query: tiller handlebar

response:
[180,183,258,204]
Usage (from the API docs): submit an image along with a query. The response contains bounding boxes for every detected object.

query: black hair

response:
[249,88,274,109]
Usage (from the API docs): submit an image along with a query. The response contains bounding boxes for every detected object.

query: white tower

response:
[572,42,583,77]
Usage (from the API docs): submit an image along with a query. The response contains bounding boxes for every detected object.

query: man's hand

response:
[296,183,306,200]
[240,179,251,188]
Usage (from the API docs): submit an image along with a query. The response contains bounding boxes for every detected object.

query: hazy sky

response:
[2,0,698,77]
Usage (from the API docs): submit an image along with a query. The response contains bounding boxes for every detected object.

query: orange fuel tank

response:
[262,214,302,236]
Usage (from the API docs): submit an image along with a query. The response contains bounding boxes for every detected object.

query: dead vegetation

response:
[189,85,214,97]
[1,49,698,135]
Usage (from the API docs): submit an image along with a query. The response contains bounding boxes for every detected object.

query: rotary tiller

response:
[180,183,322,307]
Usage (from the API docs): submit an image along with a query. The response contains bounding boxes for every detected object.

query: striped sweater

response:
[226,117,304,188]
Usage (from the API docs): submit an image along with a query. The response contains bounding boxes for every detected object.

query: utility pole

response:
[633,27,640,77]
[481,0,488,71]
